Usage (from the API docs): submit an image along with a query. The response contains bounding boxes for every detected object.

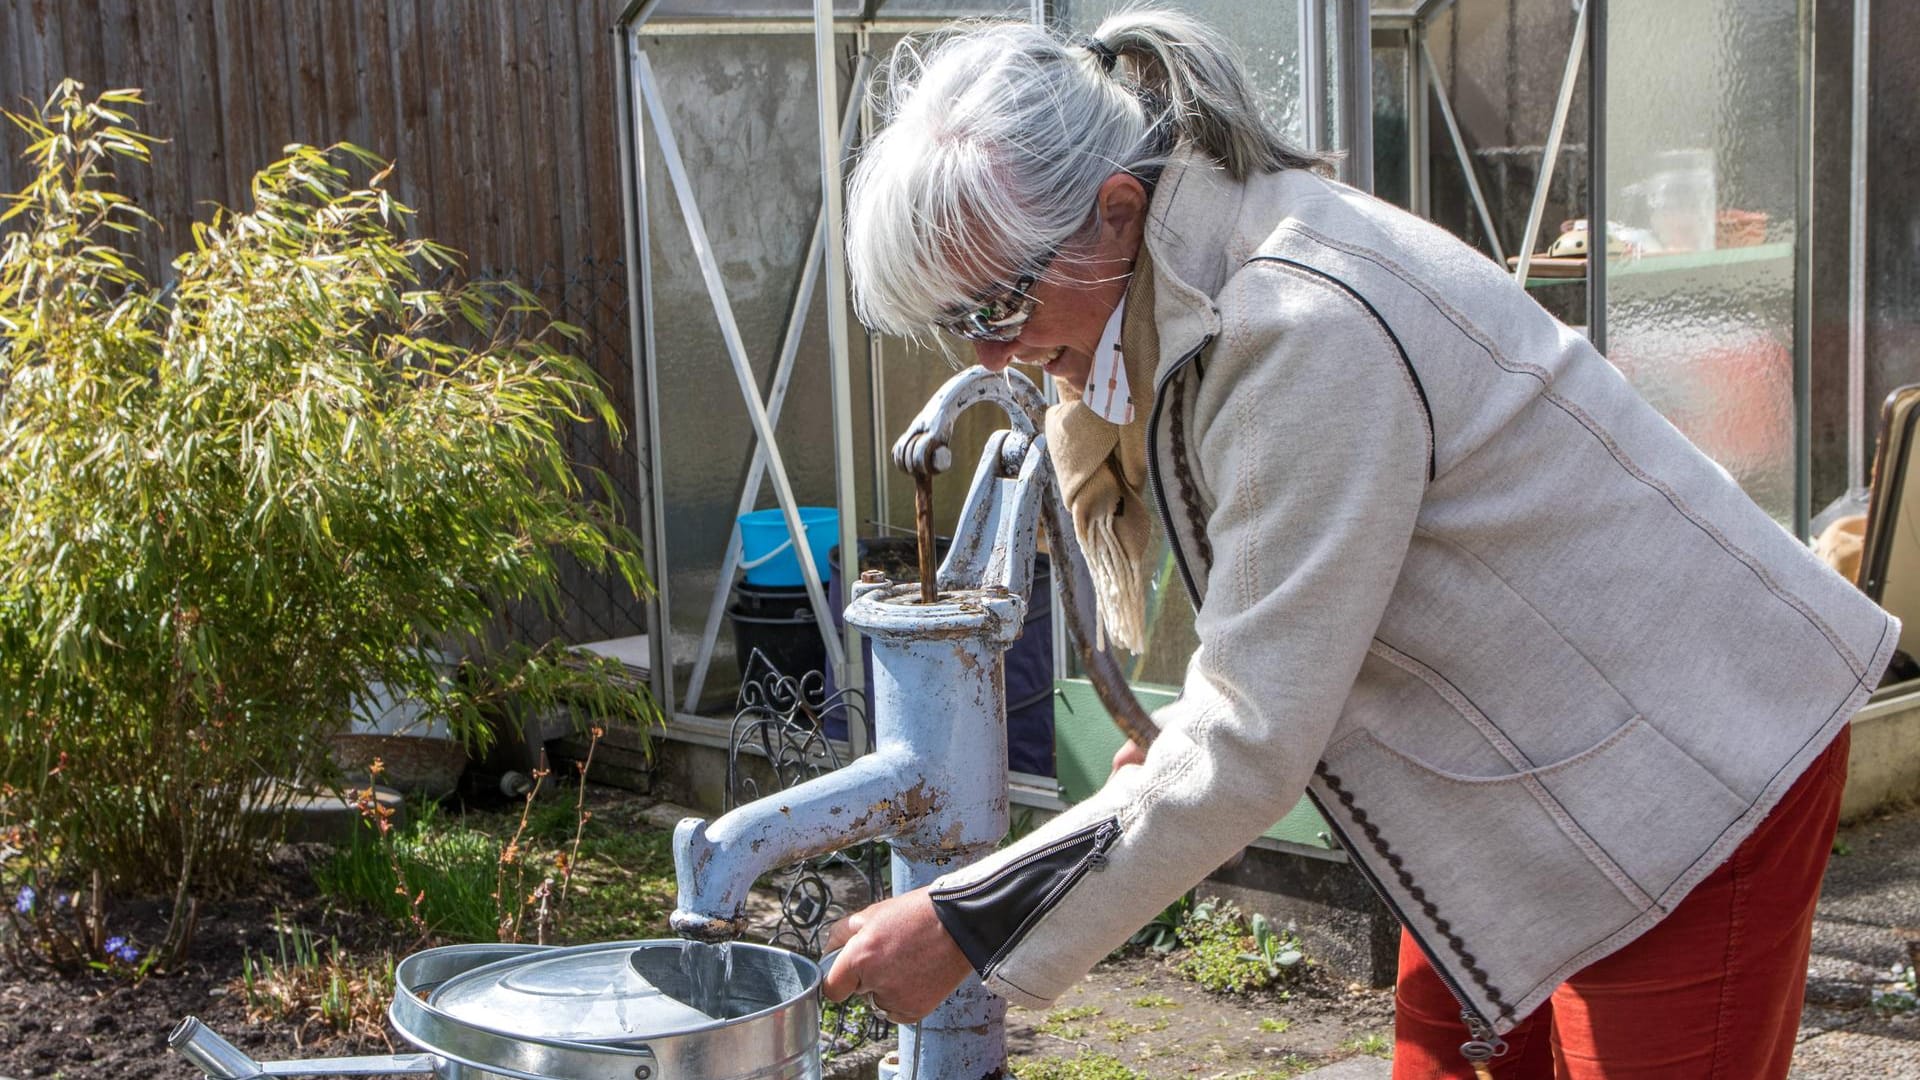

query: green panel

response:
[1052,679,1333,851]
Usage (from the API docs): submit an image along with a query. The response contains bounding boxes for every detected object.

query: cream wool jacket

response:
[926,147,1897,1035]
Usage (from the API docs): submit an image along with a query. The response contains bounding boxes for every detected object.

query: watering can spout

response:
[170,1017,261,1080]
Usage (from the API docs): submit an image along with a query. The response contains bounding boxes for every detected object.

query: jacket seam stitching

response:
[1243,257,1437,482]
[1367,639,1535,770]
[1278,221,1868,680]
[1407,525,1651,749]
[1345,713,1643,787]
[1501,615,1890,1011]
[1519,773,1659,909]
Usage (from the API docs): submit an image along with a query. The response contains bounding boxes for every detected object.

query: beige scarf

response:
[1046,254,1159,653]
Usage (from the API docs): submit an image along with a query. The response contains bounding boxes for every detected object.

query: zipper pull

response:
[1088,820,1122,869]
[1458,1008,1507,1080]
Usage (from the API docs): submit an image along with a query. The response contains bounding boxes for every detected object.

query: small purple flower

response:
[114,943,141,964]
[12,885,32,914]
[101,936,140,964]
[103,935,126,953]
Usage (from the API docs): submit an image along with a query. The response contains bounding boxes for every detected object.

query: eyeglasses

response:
[935,272,1042,343]
[935,245,1061,343]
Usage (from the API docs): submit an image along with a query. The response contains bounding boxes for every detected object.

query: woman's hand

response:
[821,886,974,1024]
[1110,738,1147,776]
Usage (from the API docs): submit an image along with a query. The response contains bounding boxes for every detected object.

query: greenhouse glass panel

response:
[1602,0,1801,525]
[637,32,864,708]
[1055,0,1310,146]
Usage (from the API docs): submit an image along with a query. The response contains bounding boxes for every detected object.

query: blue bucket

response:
[737,507,839,587]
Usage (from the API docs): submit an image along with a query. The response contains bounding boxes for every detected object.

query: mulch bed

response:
[1,845,412,1080]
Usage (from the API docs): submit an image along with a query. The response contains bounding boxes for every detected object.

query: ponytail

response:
[845,10,1326,337]
[1092,9,1330,181]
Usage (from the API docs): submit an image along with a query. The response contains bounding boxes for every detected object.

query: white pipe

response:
[1514,0,1588,284]
[1848,0,1871,493]
[813,0,865,752]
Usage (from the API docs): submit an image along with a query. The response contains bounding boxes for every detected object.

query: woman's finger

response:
[824,911,865,953]
[820,940,863,1002]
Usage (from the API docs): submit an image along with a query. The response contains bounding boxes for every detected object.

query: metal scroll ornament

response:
[728,649,893,1054]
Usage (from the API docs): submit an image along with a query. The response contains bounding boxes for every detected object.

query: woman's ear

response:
[1096,173,1150,249]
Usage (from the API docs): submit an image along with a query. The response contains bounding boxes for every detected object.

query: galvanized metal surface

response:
[173,942,823,1080]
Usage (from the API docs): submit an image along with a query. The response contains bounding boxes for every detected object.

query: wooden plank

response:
[208,0,257,208]
[516,0,560,282]
[382,0,432,232]
[414,0,465,264]
[131,0,184,272]
[280,0,325,147]
[355,0,393,162]
[549,1,590,293]
[471,0,511,274]
[57,0,107,96]
[315,0,358,150]
[578,0,622,270]
[171,0,226,231]
[242,0,294,168]
[15,0,52,108]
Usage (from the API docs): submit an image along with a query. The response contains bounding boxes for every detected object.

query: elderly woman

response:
[820,10,1893,1078]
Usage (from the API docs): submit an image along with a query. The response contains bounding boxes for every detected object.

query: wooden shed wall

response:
[0,0,646,649]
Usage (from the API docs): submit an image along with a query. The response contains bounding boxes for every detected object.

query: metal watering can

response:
[171,941,824,1080]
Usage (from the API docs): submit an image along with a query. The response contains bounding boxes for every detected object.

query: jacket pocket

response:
[929,818,1121,977]
[1325,711,1749,950]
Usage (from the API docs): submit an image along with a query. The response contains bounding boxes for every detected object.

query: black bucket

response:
[728,597,827,690]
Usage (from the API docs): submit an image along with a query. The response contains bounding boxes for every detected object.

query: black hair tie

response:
[1081,36,1119,73]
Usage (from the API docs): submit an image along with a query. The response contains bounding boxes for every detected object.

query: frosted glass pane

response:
[1603,0,1799,524]
[641,35,856,704]
[1058,0,1308,145]
[1371,37,1411,209]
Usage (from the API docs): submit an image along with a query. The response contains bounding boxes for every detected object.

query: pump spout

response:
[670,747,921,942]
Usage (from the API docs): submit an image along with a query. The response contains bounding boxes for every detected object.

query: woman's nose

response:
[973,340,1015,372]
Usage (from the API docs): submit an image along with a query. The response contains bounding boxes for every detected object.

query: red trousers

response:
[1393,726,1850,1079]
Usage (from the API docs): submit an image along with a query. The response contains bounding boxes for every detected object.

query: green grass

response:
[1038,1003,1105,1040]
[1012,1052,1151,1080]
[313,793,678,945]
[315,804,503,942]
[1343,1031,1392,1057]
[1258,1017,1292,1034]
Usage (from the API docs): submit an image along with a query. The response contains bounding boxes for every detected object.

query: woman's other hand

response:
[1110,738,1147,776]
[821,887,974,1024]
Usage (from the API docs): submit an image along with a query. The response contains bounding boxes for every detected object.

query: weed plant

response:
[239,919,395,1048]
[1174,900,1308,996]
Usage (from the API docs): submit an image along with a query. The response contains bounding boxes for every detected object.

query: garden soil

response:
[6,796,1919,1079]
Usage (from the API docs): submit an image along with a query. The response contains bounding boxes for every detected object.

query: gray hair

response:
[845,7,1328,338]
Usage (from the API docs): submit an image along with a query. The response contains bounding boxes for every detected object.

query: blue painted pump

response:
[671,367,1155,1079]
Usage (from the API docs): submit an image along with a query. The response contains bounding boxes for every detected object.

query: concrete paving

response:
[1790,800,1920,1079]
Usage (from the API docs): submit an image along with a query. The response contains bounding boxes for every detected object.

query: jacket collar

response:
[1139,145,1240,381]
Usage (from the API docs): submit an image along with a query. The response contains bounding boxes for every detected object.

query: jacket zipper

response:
[1143,339,1503,1062]
[958,817,1123,976]
[1302,788,1504,1063]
